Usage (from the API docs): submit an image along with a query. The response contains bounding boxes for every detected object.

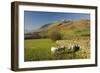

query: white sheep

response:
[51,46,65,53]
[68,44,80,53]
[51,47,58,53]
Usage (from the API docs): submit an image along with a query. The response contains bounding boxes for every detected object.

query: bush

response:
[49,30,62,41]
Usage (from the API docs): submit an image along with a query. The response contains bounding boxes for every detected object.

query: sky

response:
[24,11,90,33]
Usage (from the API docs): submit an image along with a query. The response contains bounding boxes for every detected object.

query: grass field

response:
[24,38,90,61]
[24,39,55,61]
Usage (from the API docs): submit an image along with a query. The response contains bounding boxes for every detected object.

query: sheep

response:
[69,44,80,53]
[51,47,58,53]
[51,45,65,53]
[57,46,65,52]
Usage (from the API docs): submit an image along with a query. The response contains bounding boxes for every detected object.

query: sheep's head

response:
[73,44,80,52]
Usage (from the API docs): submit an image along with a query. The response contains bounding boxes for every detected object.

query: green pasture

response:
[24,38,90,61]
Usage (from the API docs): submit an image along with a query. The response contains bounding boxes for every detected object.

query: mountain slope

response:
[25,19,90,39]
[39,19,90,37]
[40,19,89,30]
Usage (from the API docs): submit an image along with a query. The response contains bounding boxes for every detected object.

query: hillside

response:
[39,19,90,36]
[25,19,90,39]
[40,19,89,30]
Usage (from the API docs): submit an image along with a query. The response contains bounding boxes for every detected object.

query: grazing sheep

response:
[69,44,80,53]
[51,47,58,53]
[51,46,65,53]
[57,46,65,52]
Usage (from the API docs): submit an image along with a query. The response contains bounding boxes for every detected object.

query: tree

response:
[49,30,62,41]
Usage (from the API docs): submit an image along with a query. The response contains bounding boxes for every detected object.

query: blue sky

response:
[24,11,90,33]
